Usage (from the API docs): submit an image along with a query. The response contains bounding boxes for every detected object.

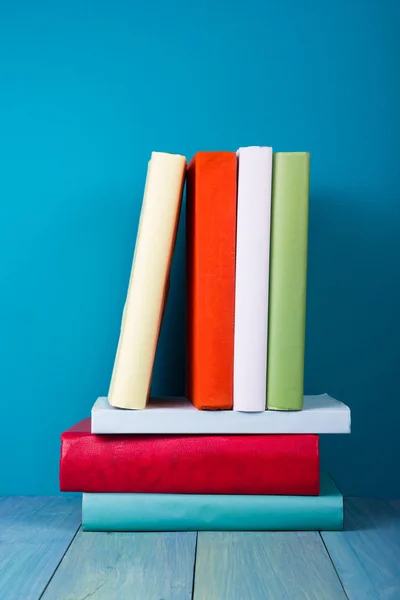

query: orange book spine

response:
[186,152,237,409]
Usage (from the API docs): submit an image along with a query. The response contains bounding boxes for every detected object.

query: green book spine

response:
[82,474,343,532]
[267,152,310,410]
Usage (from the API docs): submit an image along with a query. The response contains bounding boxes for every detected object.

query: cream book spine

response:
[233,147,272,412]
[108,152,186,409]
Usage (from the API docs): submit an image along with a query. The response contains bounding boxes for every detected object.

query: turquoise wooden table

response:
[1,497,399,599]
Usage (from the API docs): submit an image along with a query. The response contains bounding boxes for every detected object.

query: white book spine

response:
[233,147,272,412]
[108,152,186,409]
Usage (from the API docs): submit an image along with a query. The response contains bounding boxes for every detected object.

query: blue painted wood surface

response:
[322,498,400,599]
[193,531,346,600]
[0,496,81,600]
[2,496,400,599]
[42,530,197,600]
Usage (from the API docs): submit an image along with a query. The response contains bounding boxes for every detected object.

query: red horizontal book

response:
[60,419,320,495]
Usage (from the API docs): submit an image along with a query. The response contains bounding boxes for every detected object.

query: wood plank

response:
[193,531,346,600]
[0,496,81,600]
[42,530,196,600]
[322,497,400,599]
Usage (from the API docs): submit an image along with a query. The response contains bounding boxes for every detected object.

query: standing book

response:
[234,146,272,412]
[108,152,186,410]
[267,153,310,411]
[186,152,237,410]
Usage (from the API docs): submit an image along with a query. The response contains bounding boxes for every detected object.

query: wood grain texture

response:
[0,496,81,600]
[322,498,400,599]
[42,530,197,600]
[193,531,346,600]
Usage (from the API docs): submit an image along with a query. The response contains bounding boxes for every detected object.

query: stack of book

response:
[60,149,351,531]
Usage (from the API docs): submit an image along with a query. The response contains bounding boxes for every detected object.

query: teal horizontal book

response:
[82,474,343,532]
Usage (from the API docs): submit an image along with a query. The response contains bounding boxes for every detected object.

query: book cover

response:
[60,419,319,495]
[82,473,343,532]
[186,152,237,410]
[234,146,272,412]
[108,152,186,410]
[91,394,351,434]
[267,152,310,410]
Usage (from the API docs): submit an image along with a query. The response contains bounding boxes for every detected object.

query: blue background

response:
[1,0,399,496]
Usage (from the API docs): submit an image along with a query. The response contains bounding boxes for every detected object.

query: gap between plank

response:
[191,532,199,600]
[38,525,81,599]
[318,532,349,600]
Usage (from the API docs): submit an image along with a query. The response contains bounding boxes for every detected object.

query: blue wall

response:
[1,0,399,496]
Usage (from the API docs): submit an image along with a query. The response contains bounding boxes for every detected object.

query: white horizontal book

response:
[108,152,186,410]
[234,146,272,412]
[91,394,351,434]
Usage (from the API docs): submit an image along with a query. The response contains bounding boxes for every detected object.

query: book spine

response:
[234,147,272,412]
[82,475,342,532]
[186,153,237,410]
[108,152,186,409]
[60,429,319,495]
[92,394,351,434]
[267,153,310,410]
